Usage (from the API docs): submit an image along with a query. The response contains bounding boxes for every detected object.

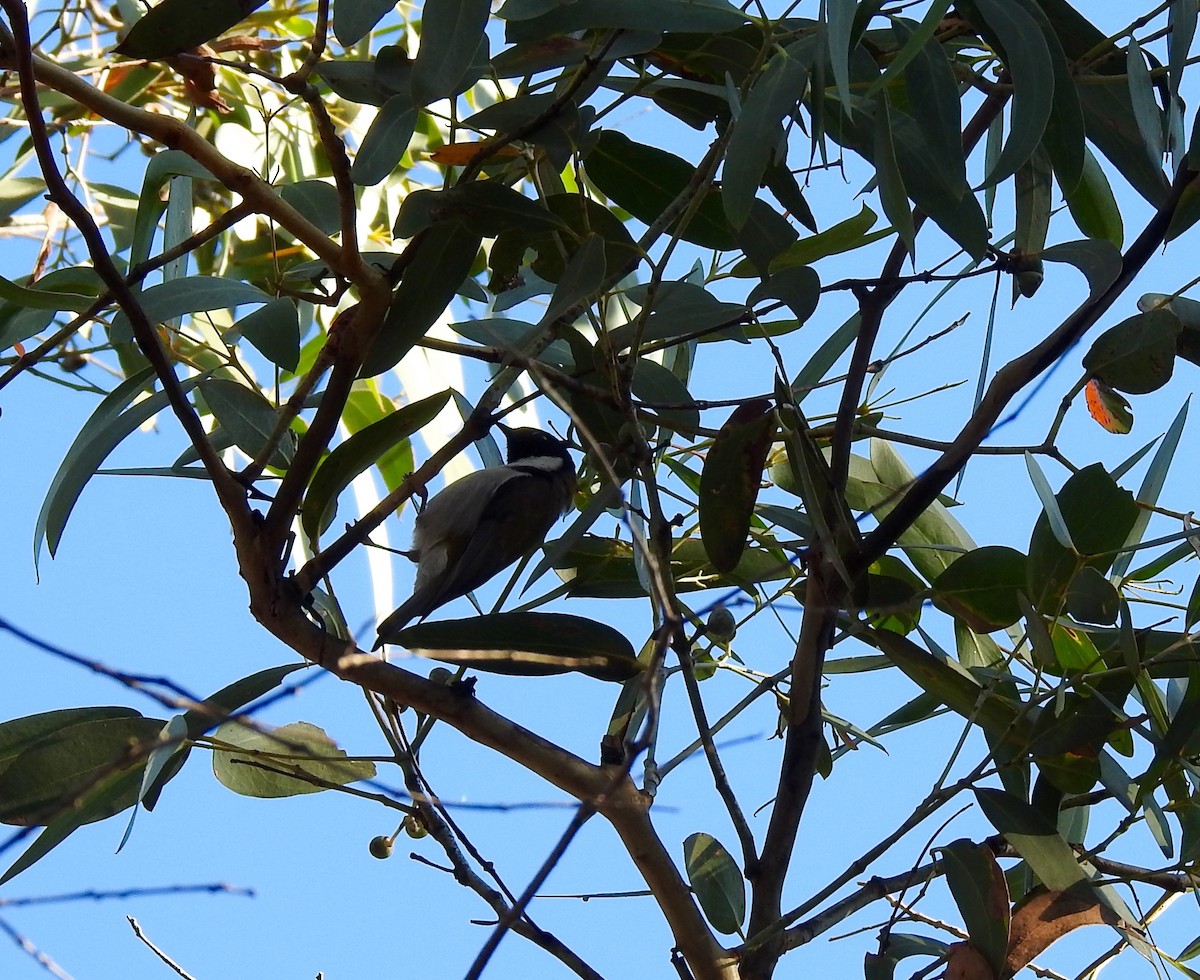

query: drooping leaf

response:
[722,41,808,229]
[302,389,452,540]
[585,131,737,249]
[211,721,375,798]
[1082,309,1182,394]
[932,546,1027,633]
[1083,378,1134,434]
[200,378,293,467]
[350,96,418,186]
[410,0,491,106]
[361,221,482,376]
[939,839,1010,977]
[388,612,641,681]
[700,399,775,573]
[34,369,206,567]
[963,0,1056,186]
[0,715,165,826]
[682,833,745,936]
[116,0,271,58]
[975,788,1088,891]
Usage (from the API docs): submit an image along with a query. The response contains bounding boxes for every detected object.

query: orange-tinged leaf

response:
[1084,378,1133,434]
[426,141,519,166]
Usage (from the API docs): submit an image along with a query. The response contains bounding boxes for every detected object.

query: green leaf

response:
[0,176,46,221]
[302,389,451,540]
[389,612,642,681]
[867,2,953,100]
[612,281,746,351]
[211,720,375,798]
[1170,0,1198,108]
[129,152,216,272]
[500,0,746,39]
[1017,0,1085,194]
[116,0,270,58]
[1082,308,1182,394]
[350,96,420,185]
[974,788,1088,891]
[1111,399,1188,580]
[110,276,271,343]
[1026,463,1139,613]
[0,271,98,313]
[361,221,482,376]
[770,204,887,271]
[1014,146,1052,263]
[200,378,293,467]
[1065,566,1121,625]
[1126,38,1165,166]
[278,180,342,237]
[748,266,820,324]
[0,708,139,781]
[682,832,745,935]
[540,233,606,326]
[966,0,1055,186]
[939,839,1010,977]
[631,358,699,434]
[869,440,976,581]
[231,297,300,373]
[873,98,915,259]
[334,0,397,45]
[552,535,793,598]
[34,369,205,567]
[395,182,569,240]
[585,131,737,249]
[1,763,147,886]
[867,628,1029,744]
[1041,239,1122,299]
[1025,452,1075,550]
[0,715,165,826]
[933,546,1027,633]
[722,42,808,229]
[700,399,775,573]
[410,0,491,105]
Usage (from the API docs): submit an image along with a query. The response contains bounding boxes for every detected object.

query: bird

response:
[374,425,576,647]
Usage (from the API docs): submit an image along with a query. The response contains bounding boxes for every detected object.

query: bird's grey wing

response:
[375,469,524,643]
[424,474,560,609]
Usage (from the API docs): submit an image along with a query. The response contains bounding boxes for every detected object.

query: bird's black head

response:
[498,425,572,466]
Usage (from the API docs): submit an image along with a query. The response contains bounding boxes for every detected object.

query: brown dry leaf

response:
[1004,888,1120,975]
[165,46,231,114]
[945,942,995,980]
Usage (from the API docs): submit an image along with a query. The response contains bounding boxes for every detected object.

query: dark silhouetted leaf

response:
[1082,308,1182,394]
[975,788,1088,891]
[302,389,451,540]
[233,297,300,372]
[700,399,775,573]
[410,0,491,106]
[200,378,293,467]
[116,0,270,58]
[586,131,737,249]
[390,612,641,681]
[933,546,1027,632]
[723,41,808,229]
[940,839,1010,977]
[351,96,418,186]
[362,221,482,376]
[683,833,745,935]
